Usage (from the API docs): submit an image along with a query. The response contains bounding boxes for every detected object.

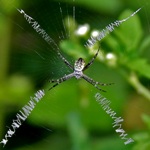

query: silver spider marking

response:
[74,58,85,79]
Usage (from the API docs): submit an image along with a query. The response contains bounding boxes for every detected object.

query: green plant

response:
[61,9,150,101]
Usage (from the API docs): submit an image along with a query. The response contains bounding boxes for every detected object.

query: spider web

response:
[0,0,150,149]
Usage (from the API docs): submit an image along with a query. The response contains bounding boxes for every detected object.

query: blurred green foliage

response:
[0,0,150,150]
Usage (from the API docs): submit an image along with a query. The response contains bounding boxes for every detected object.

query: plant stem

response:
[128,72,150,101]
[67,113,90,150]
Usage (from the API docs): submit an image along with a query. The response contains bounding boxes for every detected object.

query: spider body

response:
[74,58,85,71]
[49,47,113,92]
[74,58,85,79]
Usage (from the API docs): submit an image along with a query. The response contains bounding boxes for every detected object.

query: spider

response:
[49,47,113,92]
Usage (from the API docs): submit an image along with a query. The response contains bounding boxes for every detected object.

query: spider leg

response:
[49,73,74,91]
[56,49,74,70]
[96,82,114,86]
[83,46,100,71]
[82,74,113,92]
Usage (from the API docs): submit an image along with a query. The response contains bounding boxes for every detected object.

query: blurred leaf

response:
[93,135,133,150]
[115,9,143,52]
[142,114,150,130]
[60,40,89,59]
[67,113,90,150]
[132,114,150,150]
[133,132,149,142]
[0,0,21,14]
[0,74,34,104]
[63,0,123,14]
[133,141,150,150]
[28,60,128,132]
[102,34,122,54]
[126,58,150,79]
[139,35,150,53]
[132,133,150,150]
[14,133,71,150]
[29,79,113,130]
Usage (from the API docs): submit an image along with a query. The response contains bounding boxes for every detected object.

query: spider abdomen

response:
[74,58,85,71]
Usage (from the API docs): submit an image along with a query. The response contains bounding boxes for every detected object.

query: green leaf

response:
[126,58,150,79]
[64,0,123,14]
[29,79,113,130]
[132,130,150,150]
[28,62,128,131]
[115,9,143,52]
[60,40,89,59]
[102,34,122,54]
[67,113,90,150]
[139,35,150,53]
[142,114,150,130]
[133,132,149,142]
